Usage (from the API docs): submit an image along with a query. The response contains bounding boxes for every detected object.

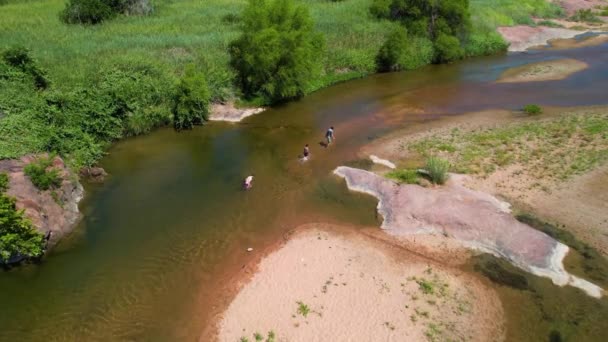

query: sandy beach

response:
[217,225,504,342]
[497,58,588,83]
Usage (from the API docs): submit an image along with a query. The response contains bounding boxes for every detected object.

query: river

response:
[1,41,607,341]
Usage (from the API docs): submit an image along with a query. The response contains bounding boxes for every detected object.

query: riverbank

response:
[217,224,504,342]
[362,105,608,257]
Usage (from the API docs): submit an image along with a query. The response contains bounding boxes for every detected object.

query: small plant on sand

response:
[24,157,61,191]
[296,301,310,317]
[417,279,435,295]
[254,332,263,341]
[523,104,542,115]
[424,157,450,185]
[386,169,419,184]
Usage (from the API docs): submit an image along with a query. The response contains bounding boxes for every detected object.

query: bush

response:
[172,64,210,130]
[465,30,509,56]
[0,173,8,192]
[425,156,450,184]
[523,104,542,115]
[24,157,62,191]
[61,0,153,25]
[570,9,601,23]
[61,0,115,25]
[0,193,45,263]
[376,28,409,72]
[537,20,563,28]
[386,169,419,184]
[229,0,325,104]
[2,46,49,89]
[434,34,464,63]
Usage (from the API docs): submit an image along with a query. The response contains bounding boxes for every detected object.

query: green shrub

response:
[24,157,62,191]
[386,169,419,184]
[570,9,601,23]
[61,0,153,25]
[229,0,325,104]
[0,173,8,192]
[465,30,509,56]
[172,64,210,130]
[434,34,464,63]
[370,0,471,39]
[425,156,450,184]
[523,104,542,115]
[2,46,49,89]
[61,0,115,25]
[376,28,409,72]
[0,193,45,263]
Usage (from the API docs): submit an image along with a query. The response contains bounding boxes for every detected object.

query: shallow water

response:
[1,42,608,341]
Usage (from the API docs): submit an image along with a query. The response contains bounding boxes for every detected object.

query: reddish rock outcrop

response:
[334,166,604,298]
[0,155,83,248]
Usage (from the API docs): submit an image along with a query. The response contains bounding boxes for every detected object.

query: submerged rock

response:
[334,166,603,298]
[0,155,83,250]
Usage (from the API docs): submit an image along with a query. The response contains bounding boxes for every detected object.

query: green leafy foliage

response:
[2,46,49,89]
[24,157,62,191]
[425,156,450,184]
[229,0,325,104]
[0,173,8,193]
[0,178,45,263]
[523,104,542,115]
[172,64,211,130]
[434,33,464,63]
[61,0,153,25]
[376,28,409,72]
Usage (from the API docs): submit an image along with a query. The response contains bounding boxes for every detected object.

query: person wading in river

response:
[303,144,310,161]
[325,126,335,146]
[243,175,253,190]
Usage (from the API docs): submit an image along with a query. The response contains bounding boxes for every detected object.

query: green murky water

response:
[1,42,608,341]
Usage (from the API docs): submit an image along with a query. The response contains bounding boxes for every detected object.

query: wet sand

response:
[497,58,588,83]
[209,102,265,122]
[217,225,504,342]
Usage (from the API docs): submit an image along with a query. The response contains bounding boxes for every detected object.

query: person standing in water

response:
[325,126,335,146]
[303,144,310,160]
[243,175,253,190]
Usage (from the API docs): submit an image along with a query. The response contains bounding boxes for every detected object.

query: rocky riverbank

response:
[0,155,83,251]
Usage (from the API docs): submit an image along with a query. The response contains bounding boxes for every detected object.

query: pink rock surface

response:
[334,166,604,297]
[0,155,83,247]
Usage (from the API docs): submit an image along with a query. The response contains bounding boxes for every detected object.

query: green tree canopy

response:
[229,0,324,104]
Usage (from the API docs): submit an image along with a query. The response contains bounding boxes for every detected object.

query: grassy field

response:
[0,0,568,166]
[407,109,608,181]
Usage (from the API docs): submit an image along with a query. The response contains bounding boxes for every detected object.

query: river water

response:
[1,42,607,341]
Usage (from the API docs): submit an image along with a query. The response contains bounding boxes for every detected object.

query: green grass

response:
[24,157,62,191]
[523,104,542,115]
[0,0,573,166]
[408,110,608,180]
[386,169,420,184]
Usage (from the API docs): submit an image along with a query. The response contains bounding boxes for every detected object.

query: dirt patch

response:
[498,26,586,51]
[497,58,588,83]
[544,33,608,49]
[0,154,83,247]
[209,102,265,123]
[217,224,504,342]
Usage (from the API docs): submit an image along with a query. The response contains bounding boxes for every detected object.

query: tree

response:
[229,0,324,104]
[172,64,210,130]
[376,28,409,72]
[370,0,471,39]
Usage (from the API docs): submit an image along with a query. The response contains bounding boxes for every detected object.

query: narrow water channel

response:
[1,42,607,341]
